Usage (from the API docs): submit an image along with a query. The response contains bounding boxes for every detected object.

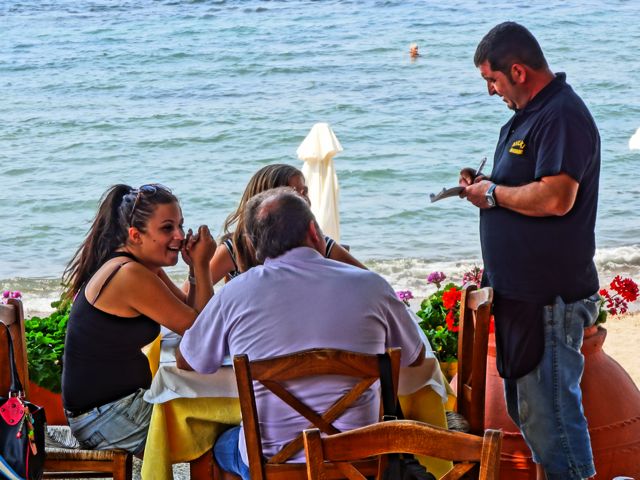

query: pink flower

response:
[427,271,446,290]
[462,266,483,286]
[396,290,414,307]
[1,290,22,304]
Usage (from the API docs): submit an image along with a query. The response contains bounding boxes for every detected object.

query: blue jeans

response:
[214,426,250,480]
[66,388,151,455]
[504,294,599,480]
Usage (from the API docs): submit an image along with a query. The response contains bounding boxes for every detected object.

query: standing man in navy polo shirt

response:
[460,22,600,480]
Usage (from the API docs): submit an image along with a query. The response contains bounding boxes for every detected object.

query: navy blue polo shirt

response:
[480,73,600,305]
[480,73,600,378]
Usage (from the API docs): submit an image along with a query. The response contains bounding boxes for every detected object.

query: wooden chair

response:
[455,285,493,435]
[303,419,503,480]
[189,450,239,480]
[233,347,402,480]
[0,298,133,480]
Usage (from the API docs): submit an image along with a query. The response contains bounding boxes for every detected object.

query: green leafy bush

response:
[24,298,71,393]
[415,282,461,362]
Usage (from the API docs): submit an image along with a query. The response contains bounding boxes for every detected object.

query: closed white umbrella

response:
[297,123,343,242]
[630,127,640,150]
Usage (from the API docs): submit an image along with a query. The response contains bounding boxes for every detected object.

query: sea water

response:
[1,0,639,313]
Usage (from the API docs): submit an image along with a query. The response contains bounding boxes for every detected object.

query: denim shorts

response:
[213,426,250,480]
[66,388,152,455]
[503,294,599,480]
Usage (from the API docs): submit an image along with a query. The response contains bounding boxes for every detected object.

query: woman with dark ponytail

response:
[61,183,215,455]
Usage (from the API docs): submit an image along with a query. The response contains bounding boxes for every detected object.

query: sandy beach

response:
[597,311,640,386]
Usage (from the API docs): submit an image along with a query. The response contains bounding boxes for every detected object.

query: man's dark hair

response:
[245,187,316,262]
[474,22,548,76]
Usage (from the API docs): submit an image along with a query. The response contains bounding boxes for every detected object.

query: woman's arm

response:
[93,227,216,335]
[92,263,205,335]
[157,269,188,303]
[209,242,236,284]
[328,243,367,270]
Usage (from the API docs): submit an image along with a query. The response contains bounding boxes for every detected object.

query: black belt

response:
[64,407,94,419]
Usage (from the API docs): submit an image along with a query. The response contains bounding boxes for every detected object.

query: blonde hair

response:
[222,164,303,271]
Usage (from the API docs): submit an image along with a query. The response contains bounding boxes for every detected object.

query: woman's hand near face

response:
[181,228,195,267]
[189,225,217,267]
[185,225,215,315]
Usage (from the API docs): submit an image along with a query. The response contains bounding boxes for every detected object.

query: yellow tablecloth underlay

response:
[142,385,453,480]
[141,396,241,480]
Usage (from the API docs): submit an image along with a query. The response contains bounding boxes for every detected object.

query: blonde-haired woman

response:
[210,164,365,284]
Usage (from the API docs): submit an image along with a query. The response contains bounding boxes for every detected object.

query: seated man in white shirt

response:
[176,187,424,479]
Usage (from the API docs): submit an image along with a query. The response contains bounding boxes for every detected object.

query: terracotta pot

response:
[484,341,536,479]
[29,381,67,425]
[484,326,640,479]
[580,326,640,478]
[439,360,458,382]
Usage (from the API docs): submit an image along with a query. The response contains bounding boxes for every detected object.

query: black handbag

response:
[378,353,436,480]
[0,323,46,480]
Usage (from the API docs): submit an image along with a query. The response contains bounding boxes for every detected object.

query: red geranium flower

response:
[442,287,461,310]
[598,276,639,323]
[610,275,639,303]
[445,310,459,332]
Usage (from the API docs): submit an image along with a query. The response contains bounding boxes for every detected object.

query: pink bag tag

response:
[0,396,25,425]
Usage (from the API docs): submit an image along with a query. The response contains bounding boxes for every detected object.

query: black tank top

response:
[62,252,160,412]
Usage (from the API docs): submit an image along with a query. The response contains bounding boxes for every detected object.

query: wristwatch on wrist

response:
[485,183,498,208]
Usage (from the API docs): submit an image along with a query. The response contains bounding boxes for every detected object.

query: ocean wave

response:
[595,244,640,278]
[9,244,638,318]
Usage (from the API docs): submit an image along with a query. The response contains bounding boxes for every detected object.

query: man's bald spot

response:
[255,194,284,220]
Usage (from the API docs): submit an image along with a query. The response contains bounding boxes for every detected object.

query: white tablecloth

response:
[145,312,448,404]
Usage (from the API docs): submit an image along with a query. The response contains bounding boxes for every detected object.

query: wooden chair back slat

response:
[442,463,478,479]
[233,351,265,477]
[456,286,493,435]
[0,299,30,397]
[262,379,342,434]
[234,347,401,480]
[464,287,492,311]
[248,349,384,381]
[303,419,503,480]
[267,376,378,465]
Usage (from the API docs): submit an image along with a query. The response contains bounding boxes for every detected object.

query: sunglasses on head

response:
[128,183,171,227]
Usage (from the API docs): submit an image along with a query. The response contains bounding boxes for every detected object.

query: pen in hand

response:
[474,157,487,179]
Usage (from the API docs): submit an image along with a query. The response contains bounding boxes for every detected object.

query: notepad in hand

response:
[429,186,464,203]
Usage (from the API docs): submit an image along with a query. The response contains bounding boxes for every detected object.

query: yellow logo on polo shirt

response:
[509,140,526,155]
